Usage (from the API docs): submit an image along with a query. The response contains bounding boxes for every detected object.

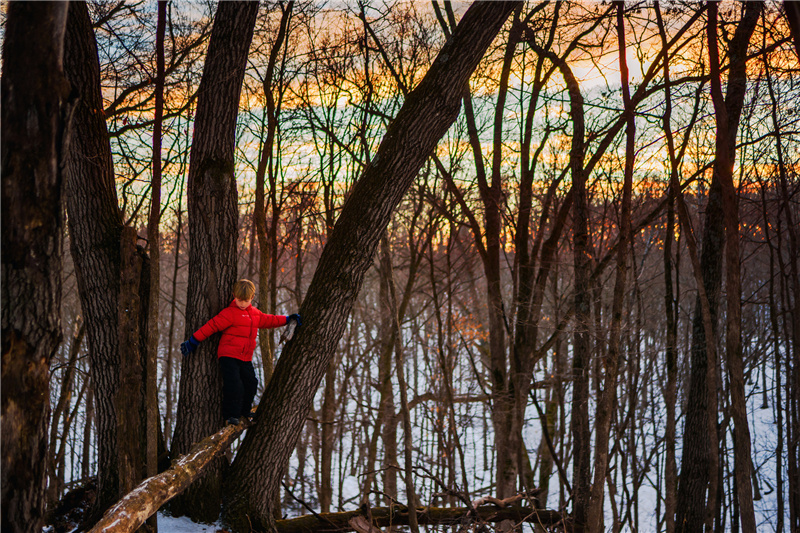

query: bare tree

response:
[169,1,260,523]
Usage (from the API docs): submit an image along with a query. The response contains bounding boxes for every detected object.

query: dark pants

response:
[219,357,258,420]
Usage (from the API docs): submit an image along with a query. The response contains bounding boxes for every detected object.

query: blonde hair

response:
[232,279,256,301]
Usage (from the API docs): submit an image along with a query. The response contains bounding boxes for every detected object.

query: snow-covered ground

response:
[156,513,221,533]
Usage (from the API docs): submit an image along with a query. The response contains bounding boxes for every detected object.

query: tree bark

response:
[117,227,145,497]
[222,4,520,531]
[784,0,800,61]
[383,236,420,533]
[1,3,70,532]
[169,1,259,523]
[63,1,127,524]
[527,46,590,533]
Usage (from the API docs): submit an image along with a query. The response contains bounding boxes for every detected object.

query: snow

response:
[156,513,221,533]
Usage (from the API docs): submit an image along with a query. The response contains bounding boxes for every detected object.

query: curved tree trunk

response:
[221,3,520,531]
[1,4,70,532]
[169,1,259,523]
[63,1,126,524]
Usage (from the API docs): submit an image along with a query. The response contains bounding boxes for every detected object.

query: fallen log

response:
[86,418,252,533]
[275,505,568,533]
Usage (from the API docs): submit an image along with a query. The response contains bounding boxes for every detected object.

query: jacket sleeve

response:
[193,308,234,341]
[255,309,288,329]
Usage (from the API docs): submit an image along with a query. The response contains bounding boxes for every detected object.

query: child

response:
[180,279,301,425]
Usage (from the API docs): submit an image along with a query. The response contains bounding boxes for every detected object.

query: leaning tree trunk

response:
[169,1,259,523]
[1,4,70,533]
[62,1,127,525]
[221,3,520,532]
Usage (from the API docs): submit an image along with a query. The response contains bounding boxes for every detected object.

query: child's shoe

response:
[242,412,256,421]
[226,417,240,425]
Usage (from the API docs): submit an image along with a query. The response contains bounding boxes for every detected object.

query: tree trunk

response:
[1,4,70,532]
[222,4,520,531]
[586,4,634,531]
[320,360,336,512]
[165,200,183,443]
[48,320,86,504]
[63,1,126,524]
[117,227,145,496]
[653,5,679,532]
[378,260,399,504]
[706,3,760,529]
[383,236,420,533]
[676,3,761,530]
[530,48,590,533]
[144,7,167,533]
[255,1,293,384]
[431,2,518,499]
[169,1,259,523]
[82,385,95,481]
[784,0,800,61]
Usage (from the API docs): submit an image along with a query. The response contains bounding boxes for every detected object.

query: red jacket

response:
[193,300,287,361]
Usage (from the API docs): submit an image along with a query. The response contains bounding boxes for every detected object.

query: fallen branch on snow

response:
[276,504,567,533]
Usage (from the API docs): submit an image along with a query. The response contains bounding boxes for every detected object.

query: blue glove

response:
[287,313,302,327]
[180,335,199,356]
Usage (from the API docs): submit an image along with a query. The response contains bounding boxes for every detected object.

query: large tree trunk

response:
[169,1,259,523]
[221,3,520,531]
[63,1,126,524]
[1,3,70,532]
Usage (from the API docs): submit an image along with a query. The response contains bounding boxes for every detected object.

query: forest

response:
[1,1,799,532]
